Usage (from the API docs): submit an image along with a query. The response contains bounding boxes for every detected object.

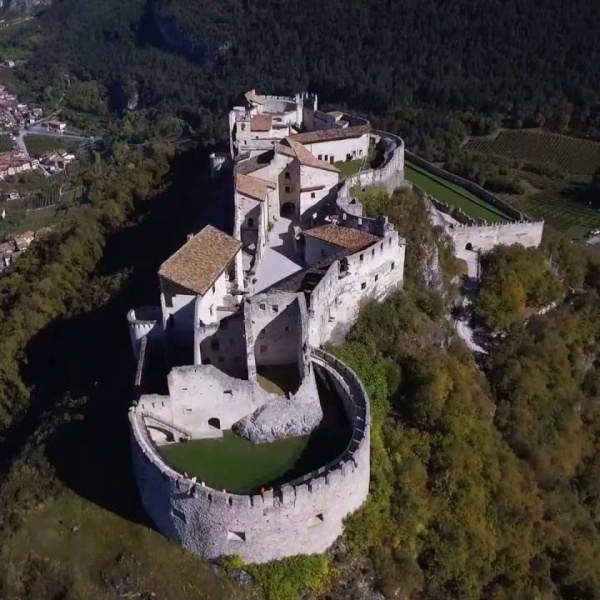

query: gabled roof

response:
[250,114,272,132]
[236,173,270,201]
[303,224,380,251]
[158,225,241,296]
[287,124,370,145]
[277,139,339,173]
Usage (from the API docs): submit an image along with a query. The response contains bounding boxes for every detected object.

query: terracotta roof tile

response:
[236,173,269,201]
[250,114,272,132]
[288,124,370,145]
[286,139,339,173]
[304,224,380,250]
[159,225,241,296]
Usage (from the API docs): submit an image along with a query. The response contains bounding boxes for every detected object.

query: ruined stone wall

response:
[447,221,545,252]
[129,349,370,564]
[308,232,405,347]
[127,306,163,359]
[243,291,308,372]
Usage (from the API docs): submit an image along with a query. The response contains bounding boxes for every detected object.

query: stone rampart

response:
[129,349,370,564]
[338,129,405,197]
[447,220,545,252]
[405,151,528,222]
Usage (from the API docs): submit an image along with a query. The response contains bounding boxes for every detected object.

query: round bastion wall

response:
[129,349,370,564]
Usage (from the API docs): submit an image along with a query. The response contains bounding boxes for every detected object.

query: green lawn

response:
[405,162,512,223]
[24,134,81,158]
[160,431,311,493]
[335,158,364,178]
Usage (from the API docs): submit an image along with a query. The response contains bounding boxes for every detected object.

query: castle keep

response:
[127,89,543,564]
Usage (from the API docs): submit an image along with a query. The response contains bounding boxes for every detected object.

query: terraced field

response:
[405,162,512,223]
[466,130,600,175]
[511,181,600,239]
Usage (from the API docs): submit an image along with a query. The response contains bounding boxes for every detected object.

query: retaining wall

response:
[405,150,529,222]
[129,349,370,564]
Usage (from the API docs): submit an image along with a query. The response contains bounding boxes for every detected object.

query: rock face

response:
[2,0,51,14]
[233,393,323,444]
[423,242,444,293]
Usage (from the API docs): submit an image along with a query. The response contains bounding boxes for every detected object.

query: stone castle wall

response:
[129,349,370,564]
[338,129,405,197]
[447,220,545,252]
[405,150,528,222]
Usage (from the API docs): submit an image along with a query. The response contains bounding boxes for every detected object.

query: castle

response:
[127,90,543,565]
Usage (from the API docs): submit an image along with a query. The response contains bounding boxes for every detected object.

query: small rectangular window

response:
[311,192,316,198]
[259,303,266,310]
[248,217,254,227]
[329,156,334,164]
[360,254,363,262]
[318,154,323,160]
[375,274,379,282]
[285,186,291,193]
[391,261,395,270]
[224,390,233,395]
[361,282,366,290]
[272,305,279,313]
[284,172,290,179]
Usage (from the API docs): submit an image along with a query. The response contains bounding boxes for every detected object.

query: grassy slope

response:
[405,162,512,222]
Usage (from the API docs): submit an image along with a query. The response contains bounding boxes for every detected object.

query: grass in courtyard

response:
[24,134,81,158]
[405,161,512,223]
[335,158,364,178]
[160,431,311,493]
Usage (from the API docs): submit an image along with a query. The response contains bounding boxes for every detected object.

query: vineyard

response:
[466,130,600,175]
[0,134,15,152]
[24,135,80,158]
[512,183,600,240]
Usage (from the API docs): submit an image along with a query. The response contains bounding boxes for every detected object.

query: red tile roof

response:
[288,124,370,145]
[159,225,241,296]
[250,114,272,132]
[236,173,269,201]
[279,139,339,173]
[304,224,380,251]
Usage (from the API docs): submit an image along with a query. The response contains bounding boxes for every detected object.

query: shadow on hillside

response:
[6,148,235,526]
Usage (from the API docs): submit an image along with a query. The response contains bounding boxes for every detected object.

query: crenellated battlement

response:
[129,349,370,563]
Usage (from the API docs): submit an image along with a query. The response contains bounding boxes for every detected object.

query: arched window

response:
[208,417,221,430]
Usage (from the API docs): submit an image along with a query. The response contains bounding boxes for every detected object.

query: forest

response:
[1,0,600,597]
[8,0,600,156]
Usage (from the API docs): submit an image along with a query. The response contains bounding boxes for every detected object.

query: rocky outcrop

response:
[2,0,51,14]
[423,242,444,293]
[232,393,323,443]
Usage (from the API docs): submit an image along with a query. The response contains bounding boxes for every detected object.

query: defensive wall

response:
[338,129,405,198]
[405,150,528,222]
[129,349,370,564]
[405,152,545,251]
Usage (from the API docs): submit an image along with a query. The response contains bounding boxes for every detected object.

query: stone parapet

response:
[129,349,370,563]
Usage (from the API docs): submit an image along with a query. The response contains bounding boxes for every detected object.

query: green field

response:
[405,162,512,223]
[24,134,80,158]
[466,130,600,176]
[160,431,311,493]
[512,182,600,240]
[335,158,363,178]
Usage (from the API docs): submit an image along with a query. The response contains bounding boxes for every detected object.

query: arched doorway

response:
[281,202,295,217]
[208,417,221,430]
[465,242,473,251]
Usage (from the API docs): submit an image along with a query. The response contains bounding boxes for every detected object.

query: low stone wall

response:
[129,349,370,564]
[405,151,529,222]
[447,220,545,252]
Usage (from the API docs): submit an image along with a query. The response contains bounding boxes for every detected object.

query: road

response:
[15,126,92,158]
